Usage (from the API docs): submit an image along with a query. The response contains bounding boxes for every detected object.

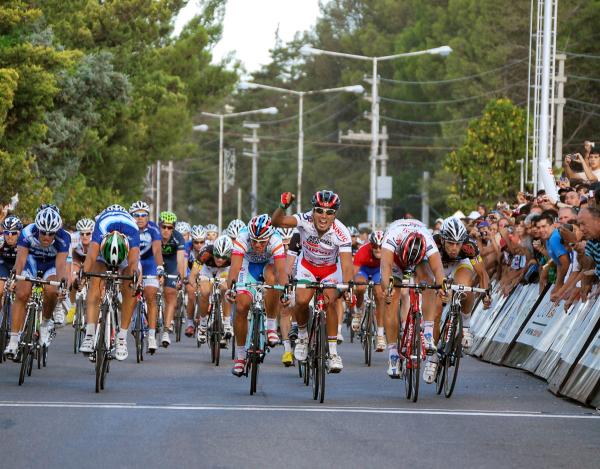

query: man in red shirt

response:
[352,230,386,351]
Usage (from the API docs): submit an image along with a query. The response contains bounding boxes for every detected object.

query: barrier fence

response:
[466,281,600,408]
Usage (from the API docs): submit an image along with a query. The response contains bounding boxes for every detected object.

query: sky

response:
[175,0,323,72]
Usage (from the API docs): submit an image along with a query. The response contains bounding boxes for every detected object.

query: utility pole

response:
[156,160,161,222]
[368,62,380,230]
[554,53,566,168]
[166,160,174,211]
[243,122,260,217]
[421,171,430,227]
[237,187,242,220]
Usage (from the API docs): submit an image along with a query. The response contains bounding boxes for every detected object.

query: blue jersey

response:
[139,221,161,260]
[546,229,569,265]
[92,210,140,248]
[18,224,71,263]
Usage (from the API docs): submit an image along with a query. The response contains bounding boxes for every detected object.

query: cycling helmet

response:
[311,190,341,210]
[76,218,95,232]
[36,203,60,214]
[396,232,427,268]
[175,221,191,234]
[248,214,274,241]
[349,226,360,237]
[440,216,468,243]
[277,227,294,241]
[100,231,129,267]
[205,223,218,234]
[104,204,127,213]
[159,211,178,225]
[213,235,233,258]
[128,200,150,214]
[368,230,385,247]
[226,219,246,239]
[2,215,23,231]
[35,207,62,233]
[191,225,207,241]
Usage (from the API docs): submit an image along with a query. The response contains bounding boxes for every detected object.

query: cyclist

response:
[4,207,70,359]
[79,205,140,360]
[271,190,354,373]
[184,225,207,337]
[205,224,219,243]
[158,211,186,347]
[70,218,95,302]
[0,216,23,303]
[188,235,233,344]
[435,217,492,349]
[349,226,361,255]
[277,226,296,366]
[225,215,288,376]
[380,218,447,382]
[352,230,386,351]
[175,221,192,243]
[226,219,246,241]
[130,200,164,354]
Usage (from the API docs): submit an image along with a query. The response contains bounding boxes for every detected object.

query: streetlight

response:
[198,106,278,231]
[238,82,364,212]
[301,44,452,229]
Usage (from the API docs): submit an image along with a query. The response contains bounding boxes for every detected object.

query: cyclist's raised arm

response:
[271,192,298,228]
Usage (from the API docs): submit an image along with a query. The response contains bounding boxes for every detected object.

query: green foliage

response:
[444,98,526,211]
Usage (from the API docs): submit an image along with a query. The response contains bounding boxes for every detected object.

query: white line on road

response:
[0,401,597,419]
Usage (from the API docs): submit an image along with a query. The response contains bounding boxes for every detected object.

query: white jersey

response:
[292,211,352,266]
[383,219,438,260]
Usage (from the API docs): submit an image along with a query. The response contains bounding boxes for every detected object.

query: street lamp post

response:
[300,45,452,229]
[238,82,364,212]
[198,107,278,231]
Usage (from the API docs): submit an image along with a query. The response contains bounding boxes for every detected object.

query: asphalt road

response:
[0,326,598,469]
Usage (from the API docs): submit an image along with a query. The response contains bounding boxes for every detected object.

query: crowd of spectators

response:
[436,141,600,309]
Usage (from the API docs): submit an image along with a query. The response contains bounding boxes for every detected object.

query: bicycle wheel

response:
[444,313,463,398]
[311,314,321,401]
[410,314,421,403]
[402,317,412,400]
[18,307,35,385]
[134,302,143,363]
[0,298,10,363]
[363,306,373,366]
[318,316,327,403]
[212,303,222,366]
[249,312,261,395]
[73,297,83,354]
[436,317,449,396]
[42,344,48,368]
[95,304,108,393]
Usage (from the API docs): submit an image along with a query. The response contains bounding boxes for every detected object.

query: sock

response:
[387,343,398,359]
[337,324,342,334]
[236,346,246,360]
[117,329,127,340]
[200,317,208,327]
[223,316,231,326]
[291,321,297,327]
[461,313,471,328]
[283,340,292,353]
[377,326,385,336]
[9,332,19,345]
[186,318,194,327]
[298,325,308,339]
[267,318,277,331]
[85,323,96,336]
[328,337,338,356]
[148,328,155,338]
[423,320,434,339]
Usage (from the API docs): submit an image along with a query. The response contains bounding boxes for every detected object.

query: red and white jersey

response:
[383,219,438,260]
[293,211,352,266]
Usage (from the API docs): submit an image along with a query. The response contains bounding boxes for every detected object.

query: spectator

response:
[558,206,579,225]
[537,212,571,300]
[577,207,600,300]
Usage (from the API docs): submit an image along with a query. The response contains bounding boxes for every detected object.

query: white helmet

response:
[175,221,192,235]
[128,200,150,214]
[277,227,294,241]
[76,218,95,232]
[213,235,233,258]
[440,216,468,243]
[226,219,246,239]
[191,225,207,241]
[104,204,127,214]
[205,223,218,234]
[35,207,62,233]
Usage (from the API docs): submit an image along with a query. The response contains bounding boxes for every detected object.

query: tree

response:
[444,98,526,212]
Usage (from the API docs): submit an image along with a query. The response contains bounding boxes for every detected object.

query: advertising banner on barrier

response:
[482,284,541,364]
[559,322,600,406]
[535,294,600,380]
[548,293,600,395]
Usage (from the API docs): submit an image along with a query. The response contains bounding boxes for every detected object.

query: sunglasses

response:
[133,212,148,218]
[161,225,174,231]
[214,254,229,260]
[314,207,336,215]
[3,231,18,236]
[80,232,92,237]
[40,231,56,237]
[193,240,205,245]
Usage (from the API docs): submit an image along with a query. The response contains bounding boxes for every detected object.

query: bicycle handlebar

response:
[15,275,65,288]
[84,271,136,281]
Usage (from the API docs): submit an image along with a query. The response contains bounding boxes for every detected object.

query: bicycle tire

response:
[18,306,35,385]
[363,305,373,366]
[402,316,412,400]
[249,310,261,395]
[212,301,222,366]
[42,344,48,368]
[436,317,449,395]
[311,313,320,401]
[95,304,108,393]
[134,303,143,363]
[0,297,11,363]
[175,294,184,342]
[411,314,421,403]
[444,313,463,398]
[318,316,327,403]
[36,339,41,369]
[18,345,30,385]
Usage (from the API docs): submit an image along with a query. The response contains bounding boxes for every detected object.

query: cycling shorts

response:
[296,256,341,284]
[237,259,268,301]
[356,265,381,284]
[23,256,56,280]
